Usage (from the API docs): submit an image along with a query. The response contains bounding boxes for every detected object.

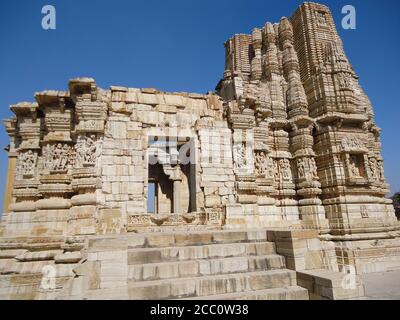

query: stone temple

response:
[0,2,399,300]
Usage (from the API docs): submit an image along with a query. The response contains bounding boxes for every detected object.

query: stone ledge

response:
[297,269,365,300]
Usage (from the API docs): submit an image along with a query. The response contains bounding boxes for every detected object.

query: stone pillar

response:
[264,21,299,224]
[2,118,18,214]
[36,92,73,236]
[69,78,108,235]
[250,28,262,81]
[173,179,181,214]
[5,103,41,237]
[229,107,258,228]
[3,154,17,213]
[279,17,329,232]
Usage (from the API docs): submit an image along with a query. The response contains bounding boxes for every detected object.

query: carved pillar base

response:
[298,198,330,233]
[319,233,400,275]
[323,195,400,236]
[33,197,71,237]
[173,179,181,214]
[5,180,40,237]
[69,193,97,235]
[69,168,102,236]
[36,173,72,237]
[276,198,300,222]
[3,154,17,213]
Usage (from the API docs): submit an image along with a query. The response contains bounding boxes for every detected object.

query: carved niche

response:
[315,11,328,27]
[348,154,364,178]
[336,73,353,92]
[344,153,370,186]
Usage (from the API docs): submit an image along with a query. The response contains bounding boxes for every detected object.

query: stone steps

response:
[181,285,309,300]
[127,241,276,264]
[128,269,298,300]
[0,273,71,300]
[129,254,285,281]
[133,229,271,248]
[68,230,309,300]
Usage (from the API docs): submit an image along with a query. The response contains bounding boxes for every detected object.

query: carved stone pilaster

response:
[16,92,73,237]
[75,100,107,133]
[36,92,72,142]
[68,78,106,235]
[3,118,18,213]
[10,102,41,150]
[8,103,42,213]
[69,167,101,235]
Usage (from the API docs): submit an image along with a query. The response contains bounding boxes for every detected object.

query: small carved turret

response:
[263,23,280,78]
[251,28,263,80]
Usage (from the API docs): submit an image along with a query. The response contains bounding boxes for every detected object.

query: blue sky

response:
[0,0,399,212]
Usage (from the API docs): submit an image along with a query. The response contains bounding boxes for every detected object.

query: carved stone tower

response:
[217,2,399,273]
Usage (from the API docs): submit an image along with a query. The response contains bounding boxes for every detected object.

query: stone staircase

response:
[70,229,309,300]
[0,236,84,300]
[1,229,368,300]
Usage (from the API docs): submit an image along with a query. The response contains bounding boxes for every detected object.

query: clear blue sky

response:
[0,0,399,213]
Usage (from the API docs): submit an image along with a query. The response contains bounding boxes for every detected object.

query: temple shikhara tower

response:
[0,3,399,300]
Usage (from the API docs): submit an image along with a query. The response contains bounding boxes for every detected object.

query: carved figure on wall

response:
[296,158,305,179]
[341,137,363,150]
[53,143,63,169]
[309,158,319,179]
[76,134,97,167]
[337,73,352,91]
[266,156,274,179]
[255,151,267,176]
[255,152,275,179]
[234,143,247,169]
[316,11,327,26]
[42,144,52,170]
[19,150,36,176]
[377,160,385,181]
[369,157,378,180]
[273,160,279,182]
[361,205,368,218]
[42,143,74,171]
[280,159,292,181]
[349,155,361,177]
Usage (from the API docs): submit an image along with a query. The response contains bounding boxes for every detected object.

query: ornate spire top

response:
[278,17,294,46]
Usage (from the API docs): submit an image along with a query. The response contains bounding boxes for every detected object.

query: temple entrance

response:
[147,135,196,215]
[148,164,174,214]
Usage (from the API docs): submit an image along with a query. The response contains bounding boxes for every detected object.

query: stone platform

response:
[351,270,400,300]
[0,229,369,300]
[59,230,309,300]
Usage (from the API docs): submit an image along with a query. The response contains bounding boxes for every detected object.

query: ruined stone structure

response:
[0,2,399,300]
